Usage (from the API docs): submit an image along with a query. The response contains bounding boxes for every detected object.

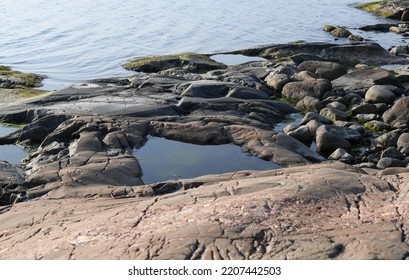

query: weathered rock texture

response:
[0,163,408,260]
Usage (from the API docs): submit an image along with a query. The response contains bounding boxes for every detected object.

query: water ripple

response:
[0,0,403,89]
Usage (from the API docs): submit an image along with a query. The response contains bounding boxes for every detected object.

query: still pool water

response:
[0,124,28,164]
[134,137,280,183]
[0,124,19,137]
[0,145,28,165]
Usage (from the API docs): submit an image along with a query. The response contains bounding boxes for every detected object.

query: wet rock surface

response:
[1,38,409,259]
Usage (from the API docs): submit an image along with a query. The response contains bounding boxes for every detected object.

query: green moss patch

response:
[16,88,50,98]
[356,1,394,17]
[0,65,45,87]
[123,53,222,71]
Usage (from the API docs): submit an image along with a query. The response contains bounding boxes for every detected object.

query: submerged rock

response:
[235,42,408,66]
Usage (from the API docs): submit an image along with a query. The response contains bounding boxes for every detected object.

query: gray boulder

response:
[264,73,291,92]
[365,85,396,105]
[282,79,332,101]
[377,157,405,169]
[298,60,347,80]
[397,133,409,154]
[320,107,348,122]
[332,66,401,94]
[381,147,405,160]
[326,101,347,112]
[300,112,332,125]
[317,125,362,143]
[316,130,351,155]
[287,125,314,146]
[296,96,324,112]
[356,114,378,122]
[375,129,404,147]
[363,120,390,132]
[328,148,354,164]
[351,103,378,115]
[331,27,352,38]
[383,96,409,127]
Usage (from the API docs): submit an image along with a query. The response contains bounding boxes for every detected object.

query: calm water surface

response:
[0,124,28,164]
[0,0,405,89]
[134,137,279,183]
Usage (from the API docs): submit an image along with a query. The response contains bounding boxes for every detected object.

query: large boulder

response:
[264,72,291,92]
[298,60,347,80]
[383,96,409,127]
[365,85,396,105]
[282,79,332,101]
[317,125,362,143]
[316,130,351,155]
[332,66,401,94]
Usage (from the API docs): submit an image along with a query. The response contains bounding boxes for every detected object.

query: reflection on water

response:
[0,124,19,137]
[0,145,28,164]
[134,137,280,183]
[0,124,27,164]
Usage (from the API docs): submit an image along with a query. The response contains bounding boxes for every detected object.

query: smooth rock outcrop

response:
[1,163,408,260]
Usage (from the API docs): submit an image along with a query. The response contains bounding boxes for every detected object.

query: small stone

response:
[326,101,347,112]
[363,120,390,132]
[375,129,404,147]
[351,103,378,115]
[331,27,352,38]
[264,73,291,92]
[287,125,314,146]
[328,148,354,163]
[306,120,323,135]
[296,96,324,113]
[390,45,408,55]
[283,124,299,134]
[320,107,348,122]
[356,114,378,122]
[348,35,364,41]
[300,112,332,125]
[323,24,336,32]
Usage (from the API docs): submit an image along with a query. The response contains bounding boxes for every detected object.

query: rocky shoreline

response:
[1,0,409,259]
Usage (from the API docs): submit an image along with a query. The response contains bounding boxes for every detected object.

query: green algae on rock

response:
[123,53,227,73]
[0,65,49,98]
[0,65,45,88]
[356,1,396,18]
